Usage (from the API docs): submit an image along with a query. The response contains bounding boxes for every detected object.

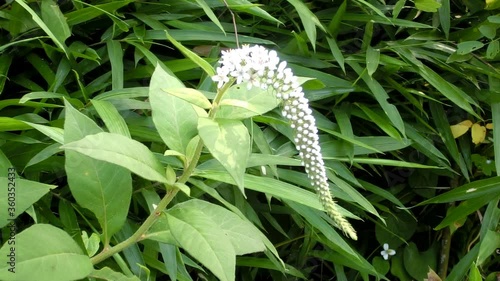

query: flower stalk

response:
[212,45,357,240]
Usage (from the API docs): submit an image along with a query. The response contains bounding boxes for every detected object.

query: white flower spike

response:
[381,243,396,260]
[211,45,357,240]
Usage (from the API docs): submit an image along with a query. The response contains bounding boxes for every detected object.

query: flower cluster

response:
[212,45,357,240]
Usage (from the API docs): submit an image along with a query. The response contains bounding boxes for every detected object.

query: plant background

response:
[0,0,499,280]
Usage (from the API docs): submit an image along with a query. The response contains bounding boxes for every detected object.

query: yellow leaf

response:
[424,268,442,281]
[471,123,486,144]
[486,123,493,130]
[450,120,473,138]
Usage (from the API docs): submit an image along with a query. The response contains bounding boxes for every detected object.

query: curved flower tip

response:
[212,45,357,239]
[381,243,396,260]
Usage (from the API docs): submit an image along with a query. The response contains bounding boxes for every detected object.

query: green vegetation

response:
[0,0,498,280]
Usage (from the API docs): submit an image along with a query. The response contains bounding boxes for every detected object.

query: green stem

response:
[91,188,179,265]
[91,80,233,266]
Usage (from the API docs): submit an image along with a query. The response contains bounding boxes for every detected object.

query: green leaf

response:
[477,229,500,265]
[165,31,215,77]
[23,122,64,144]
[148,200,266,281]
[163,88,212,109]
[149,64,198,154]
[486,41,499,59]
[326,37,345,73]
[0,177,55,227]
[418,177,500,205]
[0,224,93,281]
[65,1,133,26]
[107,40,124,90]
[347,61,405,135]
[457,41,485,55]
[19,91,67,103]
[398,49,479,119]
[286,0,326,50]
[92,99,131,138]
[216,83,280,119]
[414,0,442,12]
[194,0,225,33]
[366,46,380,77]
[434,196,492,230]
[63,100,132,245]
[198,118,250,192]
[63,132,168,184]
[89,267,140,281]
[14,0,69,57]
[196,170,356,218]
[403,242,438,281]
[438,0,450,38]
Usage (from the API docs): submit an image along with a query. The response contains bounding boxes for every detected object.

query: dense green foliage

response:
[0,0,499,280]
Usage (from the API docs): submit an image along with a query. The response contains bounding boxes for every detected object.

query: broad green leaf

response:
[418,177,500,205]
[414,0,442,12]
[64,100,132,245]
[166,31,215,77]
[63,132,168,183]
[216,83,280,119]
[457,41,484,55]
[198,118,250,192]
[149,200,266,281]
[0,177,55,227]
[89,267,140,281]
[149,64,198,154]
[92,99,131,138]
[403,242,438,281]
[0,224,93,281]
[163,88,212,109]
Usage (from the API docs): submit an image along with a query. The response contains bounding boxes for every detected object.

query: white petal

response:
[383,243,389,250]
[381,251,389,260]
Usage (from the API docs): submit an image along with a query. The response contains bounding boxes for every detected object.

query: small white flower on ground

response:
[381,243,396,260]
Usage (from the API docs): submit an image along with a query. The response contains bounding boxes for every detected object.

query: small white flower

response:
[381,243,396,260]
